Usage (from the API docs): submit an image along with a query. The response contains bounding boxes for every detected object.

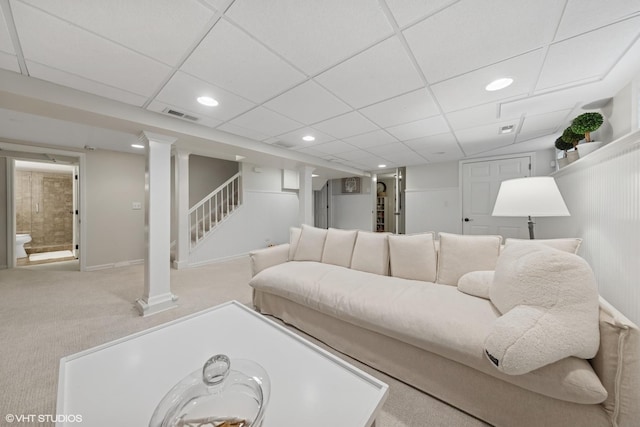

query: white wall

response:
[188,163,299,265]
[85,150,145,268]
[330,177,373,231]
[0,157,6,268]
[189,155,238,207]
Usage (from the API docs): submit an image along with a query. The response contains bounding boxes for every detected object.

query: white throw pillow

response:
[436,233,502,286]
[504,237,582,254]
[351,231,390,276]
[321,228,358,268]
[388,232,437,282]
[293,225,328,262]
[288,227,301,261]
[457,270,494,299]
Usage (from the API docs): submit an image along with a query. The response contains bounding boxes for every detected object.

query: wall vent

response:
[163,108,199,122]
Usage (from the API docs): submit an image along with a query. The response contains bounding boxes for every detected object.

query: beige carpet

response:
[0,258,489,427]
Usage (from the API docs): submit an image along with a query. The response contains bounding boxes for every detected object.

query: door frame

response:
[458,152,536,235]
[2,141,86,270]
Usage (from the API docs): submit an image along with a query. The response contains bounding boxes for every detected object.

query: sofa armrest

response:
[249,244,290,277]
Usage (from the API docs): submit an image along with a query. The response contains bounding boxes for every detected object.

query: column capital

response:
[172,147,191,159]
[139,131,177,145]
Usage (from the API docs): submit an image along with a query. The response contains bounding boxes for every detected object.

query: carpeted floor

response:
[0,258,489,427]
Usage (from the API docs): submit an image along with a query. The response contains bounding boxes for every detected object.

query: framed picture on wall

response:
[342,177,361,193]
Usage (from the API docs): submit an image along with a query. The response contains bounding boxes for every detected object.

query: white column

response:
[298,165,315,226]
[135,131,178,316]
[173,149,190,269]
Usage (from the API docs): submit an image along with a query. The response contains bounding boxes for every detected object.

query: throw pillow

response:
[351,231,390,276]
[436,233,502,286]
[293,224,328,262]
[457,271,494,299]
[288,227,301,261]
[504,237,582,254]
[321,228,358,268]
[485,242,600,375]
[388,232,437,282]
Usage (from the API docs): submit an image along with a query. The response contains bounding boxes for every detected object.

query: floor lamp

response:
[492,177,570,239]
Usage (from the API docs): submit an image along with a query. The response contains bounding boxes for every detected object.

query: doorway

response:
[314,180,330,229]
[375,167,406,234]
[460,155,533,237]
[14,160,78,267]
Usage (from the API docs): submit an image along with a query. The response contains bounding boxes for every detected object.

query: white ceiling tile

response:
[312,112,378,139]
[307,140,355,155]
[217,122,271,142]
[12,2,171,97]
[519,109,572,135]
[0,52,20,73]
[181,19,306,103]
[294,146,330,158]
[226,0,394,75]
[359,88,440,128]
[200,0,227,11]
[335,149,378,162]
[19,0,215,66]
[147,100,223,128]
[0,6,15,54]
[403,0,564,83]
[154,71,255,121]
[385,115,450,141]
[315,37,424,108]
[343,129,398,149]
[536,17,640,91]
[385,0,457,28]
[446,104,518,131]
[367,142,412,157]
[404,132,464,161]
[274,127,335,148]
[383,151,429,166]
[264,80,351,124]
[455,122,518,155]
[26,62,148,106]
[555,0,640,40]
[431,50,544,113]
[227,106,303,137]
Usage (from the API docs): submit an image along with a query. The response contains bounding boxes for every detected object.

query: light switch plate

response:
[132,202,142,210]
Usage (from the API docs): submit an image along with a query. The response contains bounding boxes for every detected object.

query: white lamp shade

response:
[492,177,570,217]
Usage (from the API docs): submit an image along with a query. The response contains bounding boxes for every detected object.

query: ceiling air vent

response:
[163,108,199,122]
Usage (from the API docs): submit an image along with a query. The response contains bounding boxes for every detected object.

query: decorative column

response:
[298,165,315,226]
[173,149,190,269]
[135,131,178,316]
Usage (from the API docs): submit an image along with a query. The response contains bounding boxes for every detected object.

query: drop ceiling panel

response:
[227,106,302,137]
[446,103,520,132]
[12,2,171,96]
[385,115,450,141]
[312,111,378,139]
[153,71,255,121]
[519,109,572,135]
[404,132,465,161]
[264,80,351,124]
[181,19,306,103]
[334,149,377,162]
[382,151,429,166]
[274,127,335,148]
[536,17,640,91]
[19,0,215,66]
[455,122,518,155]
[200,0,226,11]
[403,0,563,83]
[26,62,148,106]
[146,100,224,128]
[431,50,544,113]
[359,88,440,128]
[315,37,424,108]
[226,0,394,75]
[555,0,640,41]
[0,6,15,54]
[217,122,271,142]
[343,129,398,149]
[307,140,355,155]
[0,52,19,73]
[385,0,457,27]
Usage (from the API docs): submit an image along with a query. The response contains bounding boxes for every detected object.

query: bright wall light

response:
[485,77,514,91]
[197,96,219,106]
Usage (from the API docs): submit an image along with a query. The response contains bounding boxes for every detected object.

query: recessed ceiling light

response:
[302,135,315,142]
[131,144,144,149]
[499,125,515,134]
[312,174,319,177]
[197,96,219,107]
[485,77,514,91]
[378,164,387,168]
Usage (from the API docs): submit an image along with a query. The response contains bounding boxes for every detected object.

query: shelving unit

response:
[376,196,387,232]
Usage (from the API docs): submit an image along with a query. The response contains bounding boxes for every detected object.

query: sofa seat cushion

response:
[250,261,607,404]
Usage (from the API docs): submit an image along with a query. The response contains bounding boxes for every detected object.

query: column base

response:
[172,259,189,270]
[135,293,179,317]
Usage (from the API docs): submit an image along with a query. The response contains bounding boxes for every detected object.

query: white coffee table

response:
[56,301,388,426]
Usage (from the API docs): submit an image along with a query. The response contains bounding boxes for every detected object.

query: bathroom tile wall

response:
[15,171,73,252]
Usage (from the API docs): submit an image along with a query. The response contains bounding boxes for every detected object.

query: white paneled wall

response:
[545,130,640,325]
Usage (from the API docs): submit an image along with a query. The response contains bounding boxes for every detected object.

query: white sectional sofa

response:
[248,225,639,427]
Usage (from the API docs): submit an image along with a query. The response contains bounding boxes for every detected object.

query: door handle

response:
[464,218,473,222]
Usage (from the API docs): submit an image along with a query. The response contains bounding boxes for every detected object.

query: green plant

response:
[561,127,583,148]
[570,112,603,142]
[555,136,573,156]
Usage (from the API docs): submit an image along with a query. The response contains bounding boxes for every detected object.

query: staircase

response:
[189,172,242,250]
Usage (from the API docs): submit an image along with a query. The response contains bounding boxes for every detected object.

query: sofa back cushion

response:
[436,232,502,286]
[321,228,358,268]
[293,224,328,262]
[388,232,437,282]
[288,227,302,260]
[504,237,582,254]
[351,231,390,275]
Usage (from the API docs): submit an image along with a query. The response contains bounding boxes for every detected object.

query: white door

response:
[461,156,532,237]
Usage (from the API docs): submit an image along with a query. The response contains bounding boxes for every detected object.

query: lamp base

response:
[528,216,535,239]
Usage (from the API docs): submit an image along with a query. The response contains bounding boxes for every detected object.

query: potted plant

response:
[571,112,603,142]
[555,137,574,168]
[560,127,582,163]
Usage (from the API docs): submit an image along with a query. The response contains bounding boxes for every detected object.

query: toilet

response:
[16,234,32,259]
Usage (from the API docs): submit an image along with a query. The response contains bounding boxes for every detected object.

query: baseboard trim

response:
[188,253,248,268]
[85,259,144,271]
